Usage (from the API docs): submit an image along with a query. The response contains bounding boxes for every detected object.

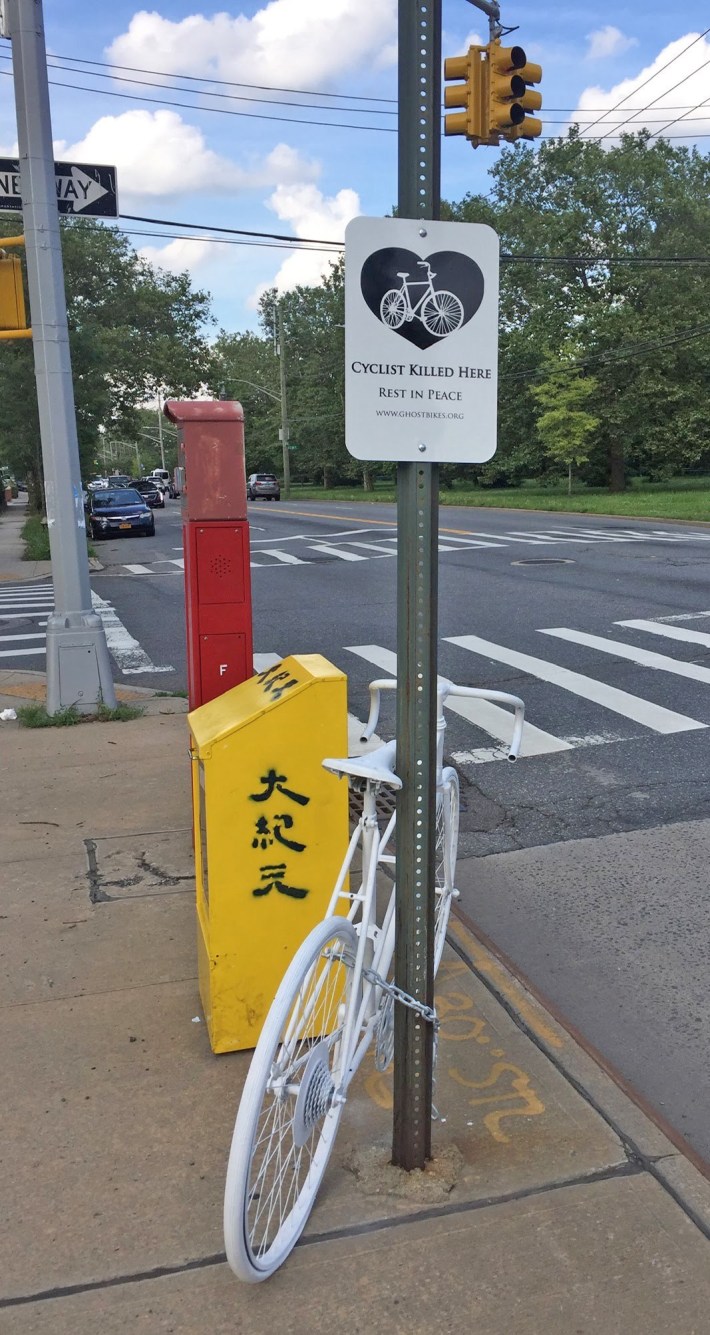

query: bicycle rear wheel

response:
[224,917,359,1282]
[434,768,459,973]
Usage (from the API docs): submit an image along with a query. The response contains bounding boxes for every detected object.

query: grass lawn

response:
[285,477,710,522]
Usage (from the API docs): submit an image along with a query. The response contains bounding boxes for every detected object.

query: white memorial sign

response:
[345,216,499,463]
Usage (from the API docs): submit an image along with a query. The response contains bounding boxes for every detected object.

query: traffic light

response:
[487,42,542,143]
[443,46,485,144]
[0,253,27,331]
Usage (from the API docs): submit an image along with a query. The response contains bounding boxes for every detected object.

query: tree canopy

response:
[0,217,213,507]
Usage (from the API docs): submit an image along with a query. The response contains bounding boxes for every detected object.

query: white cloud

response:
[58,110,319,199]
[586,26,638,61]
[135,236,217,273]
[570,33,710,143]
[248,180,359,306]
[106,2,397,89]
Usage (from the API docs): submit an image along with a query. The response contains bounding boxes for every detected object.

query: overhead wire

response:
[576,27,710,140]
[587,50,710,143]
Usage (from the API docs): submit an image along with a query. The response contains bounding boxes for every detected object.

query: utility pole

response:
[277,303,291,499]
[3,0,115,713]
[157,390,166,470]
[391,0,441,1172]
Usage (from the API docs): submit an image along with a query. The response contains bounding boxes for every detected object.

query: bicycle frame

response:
[396,264,437,318]
[316,677,526,1098]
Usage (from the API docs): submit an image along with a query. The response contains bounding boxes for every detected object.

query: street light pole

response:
[4,0,115,713]
[277,304,291,500]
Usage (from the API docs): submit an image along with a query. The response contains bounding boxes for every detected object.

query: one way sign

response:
[0,159,118,216]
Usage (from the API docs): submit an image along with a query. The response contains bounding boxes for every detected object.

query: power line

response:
[0,67,395,134]
[31,48,396,105]
[0,50,396,118]
[649,89,710,140]
[502,320,710,384]
[577,27,710,140]
[589,51,710,143]
[120,213,342,248]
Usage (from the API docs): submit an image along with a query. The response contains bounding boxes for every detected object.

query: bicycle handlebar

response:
[360,677,525,762]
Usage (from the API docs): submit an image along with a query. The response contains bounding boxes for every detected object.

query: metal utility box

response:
[188,654,349,1054]
[164,399,253,709]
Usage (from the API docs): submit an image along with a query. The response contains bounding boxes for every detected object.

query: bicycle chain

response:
[363,966,440,1029]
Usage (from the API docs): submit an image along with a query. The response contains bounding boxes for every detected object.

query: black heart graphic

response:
[360,248,485,350]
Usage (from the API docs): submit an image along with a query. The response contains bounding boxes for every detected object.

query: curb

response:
[447,907,710,1237]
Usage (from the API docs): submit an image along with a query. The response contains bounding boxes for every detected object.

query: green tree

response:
[0,217,213,509]
[531,356,599,493]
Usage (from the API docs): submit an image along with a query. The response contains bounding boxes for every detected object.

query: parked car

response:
[247,472,280,501]
[132,478,165,508]
[106,474,133,488]
[86,487,155,539]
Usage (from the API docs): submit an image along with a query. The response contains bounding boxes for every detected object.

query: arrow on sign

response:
[58,166,109,212]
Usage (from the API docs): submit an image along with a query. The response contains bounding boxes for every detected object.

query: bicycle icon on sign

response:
[379,260,464,338]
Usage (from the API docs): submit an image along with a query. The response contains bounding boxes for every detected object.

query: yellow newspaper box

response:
[188,654,348,1053]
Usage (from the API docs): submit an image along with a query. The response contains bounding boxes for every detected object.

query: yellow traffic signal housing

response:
[444,46,485,144]
[0,253,27,331]
[487,42,542,143]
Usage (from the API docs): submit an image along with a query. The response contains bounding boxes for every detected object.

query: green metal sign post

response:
[392,0,442,1172]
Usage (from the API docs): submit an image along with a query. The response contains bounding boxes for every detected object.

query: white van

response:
[150,469,172,495]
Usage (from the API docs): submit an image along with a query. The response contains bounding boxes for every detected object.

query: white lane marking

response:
[123,564,153,575]
[616,618,710,649]
[652,609,710,622]
[347,541,398,556]
[0,645,46,658]
[0,632,46,641]
[0,594,54,603]
[447,633,705,734]
[506,531,574,544]
[345,643,572,760]
[308,544,368,561]
[90,591,174,675]
[253,549,307,565]
[0,611,49,621]
[437,536,508,549]
[540,626,710,687]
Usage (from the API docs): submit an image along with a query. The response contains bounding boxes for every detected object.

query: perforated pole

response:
[392,0,441,1172]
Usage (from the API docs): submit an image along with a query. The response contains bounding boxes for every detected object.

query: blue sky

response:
[1,2,709,337]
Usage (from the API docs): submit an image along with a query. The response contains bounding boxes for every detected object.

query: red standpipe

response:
[164,399,254,710]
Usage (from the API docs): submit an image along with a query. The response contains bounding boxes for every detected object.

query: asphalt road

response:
[4,496,710,1162]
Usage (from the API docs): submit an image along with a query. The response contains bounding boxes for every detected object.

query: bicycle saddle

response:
[322,739,402,789]
[396,271,409,279]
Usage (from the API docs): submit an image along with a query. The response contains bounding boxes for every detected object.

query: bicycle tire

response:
[421,290,464,338]
[434,768,459,973]
[224,916,359,1282]
[380,288,407,329]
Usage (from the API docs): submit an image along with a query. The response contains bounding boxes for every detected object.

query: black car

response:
[87,487,155,539]
[132,478,165,508]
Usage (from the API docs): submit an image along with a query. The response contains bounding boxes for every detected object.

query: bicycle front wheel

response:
[434,768,459,973]
[224,917,359,1282]
[380,288,406,328]
[422,290,464,337]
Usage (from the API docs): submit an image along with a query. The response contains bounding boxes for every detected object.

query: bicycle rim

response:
[224,917,359,1282]
[422,290,464,337]
[434,769,459,973]
[380,288,406,328]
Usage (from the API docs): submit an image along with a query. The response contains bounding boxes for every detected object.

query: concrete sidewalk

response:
[2,672,710,1334]
[0,497,53,583]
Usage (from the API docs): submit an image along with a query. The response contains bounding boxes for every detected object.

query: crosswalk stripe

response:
[307,544,368,561]
[91,591,174,674]
[616,618,710,649]
[447,633,705,734]
[0,645,46,658]
[123,564,153,575]
[347,541,398,556]
[0,632,45,642]
[438,535,507,549]
[0,611,49,621]
[345,643,573,759]
[254,549,307,565]
[540,626,710,687]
